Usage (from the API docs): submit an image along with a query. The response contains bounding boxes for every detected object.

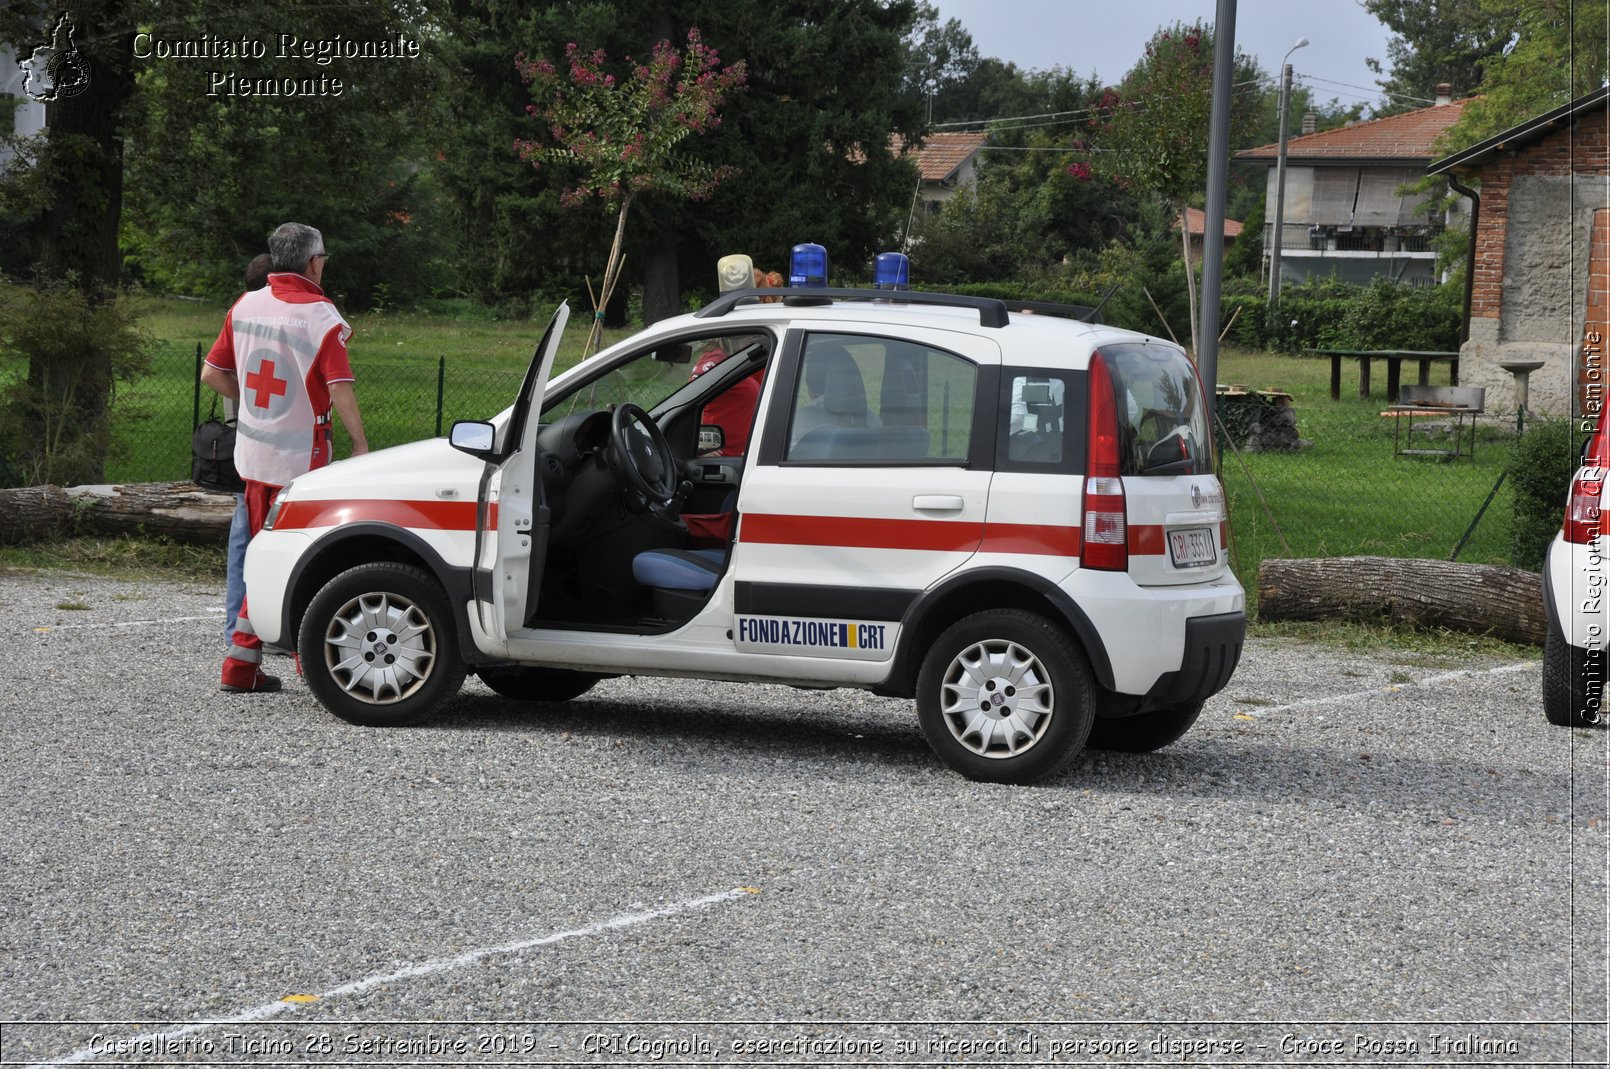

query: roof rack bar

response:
[694,287,1011,328]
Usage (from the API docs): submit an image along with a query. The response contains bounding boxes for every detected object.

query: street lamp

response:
[1267,36,1309,310]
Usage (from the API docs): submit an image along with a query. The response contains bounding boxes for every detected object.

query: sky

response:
[931,0,1402,115]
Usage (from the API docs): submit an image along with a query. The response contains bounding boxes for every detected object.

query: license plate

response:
[1168,526,1217,567]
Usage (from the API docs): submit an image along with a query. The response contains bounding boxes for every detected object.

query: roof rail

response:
[694,287,1011,328]
[998,300,1102,324]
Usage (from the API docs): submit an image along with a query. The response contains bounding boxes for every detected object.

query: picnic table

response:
[1303,348,1461,402]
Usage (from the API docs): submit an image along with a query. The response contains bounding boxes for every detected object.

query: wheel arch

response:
[282,524,481,663]
[875,567,1114,698]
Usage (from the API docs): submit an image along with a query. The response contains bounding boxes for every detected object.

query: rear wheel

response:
[1086,701,1203,752]
[477,666,603,703]
[1543,625,1605,727]
[916,609,1094,784]
[298,562,466,726]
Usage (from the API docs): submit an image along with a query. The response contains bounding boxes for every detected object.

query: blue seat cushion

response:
[632,548,726,591]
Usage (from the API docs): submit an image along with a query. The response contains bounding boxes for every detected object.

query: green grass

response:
[1215,346,1516,600]
[0,535,227,581]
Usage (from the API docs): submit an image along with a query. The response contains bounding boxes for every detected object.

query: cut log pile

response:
[1258,556,1546,647]
[0,482,235,546]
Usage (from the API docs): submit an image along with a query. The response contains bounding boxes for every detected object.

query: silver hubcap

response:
[323,591,436,705]
[940,639,1055,759]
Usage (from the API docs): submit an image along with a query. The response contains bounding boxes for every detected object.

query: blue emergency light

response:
[874,252,910,290]
[789,243,828,288]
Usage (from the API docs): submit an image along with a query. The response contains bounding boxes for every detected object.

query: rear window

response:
[1099,341,1210,477]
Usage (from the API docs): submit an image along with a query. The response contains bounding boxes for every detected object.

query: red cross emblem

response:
[245,359,288,410]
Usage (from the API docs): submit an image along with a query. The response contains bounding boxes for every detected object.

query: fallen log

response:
[1258,555,1546,647]
[0,482,236,546]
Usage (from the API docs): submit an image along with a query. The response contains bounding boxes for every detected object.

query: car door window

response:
[785,333,975,463]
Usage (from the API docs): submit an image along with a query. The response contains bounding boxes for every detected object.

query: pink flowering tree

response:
[516,29,747,354]
[1075,22,1260,354]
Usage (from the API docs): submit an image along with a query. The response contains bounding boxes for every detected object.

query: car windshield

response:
[540,335,769,424]
[1098,341,1210,477]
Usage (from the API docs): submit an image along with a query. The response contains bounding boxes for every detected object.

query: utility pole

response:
[1267,38,1308,312]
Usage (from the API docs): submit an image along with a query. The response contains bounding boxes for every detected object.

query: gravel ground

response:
[0,568,1605,1068]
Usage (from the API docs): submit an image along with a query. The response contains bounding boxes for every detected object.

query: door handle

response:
[913,495,965,511]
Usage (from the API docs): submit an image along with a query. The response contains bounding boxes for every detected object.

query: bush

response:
[0,280,153,487]
[1223,277,1461,354]
[1507,420,1583,571]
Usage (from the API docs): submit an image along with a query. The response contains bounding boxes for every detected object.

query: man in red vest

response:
[201,222,368,693]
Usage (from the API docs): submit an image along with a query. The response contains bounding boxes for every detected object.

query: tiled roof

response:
[894,131,988,182]
[1178,207,1243,238]
[1236,99,1472,164]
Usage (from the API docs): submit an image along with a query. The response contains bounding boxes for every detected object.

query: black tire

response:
[1542,625,1605,727]
[1086,701,1204,753]
[916,609,1094,784]
[477,666,603,703]
[298,562,466,727]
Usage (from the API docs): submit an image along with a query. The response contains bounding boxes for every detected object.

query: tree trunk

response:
[1177,205,1199,357]
[0,482,235,546]
[641,239,681,326]
[1258,556,1547,646]
[23,1,138,484]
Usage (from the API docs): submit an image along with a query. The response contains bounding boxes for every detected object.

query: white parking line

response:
[24,887,760,1068]
[29,612,224,634]
[1233,661,1539,718]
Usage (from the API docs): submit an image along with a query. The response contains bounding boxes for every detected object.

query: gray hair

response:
[267,222,324,273]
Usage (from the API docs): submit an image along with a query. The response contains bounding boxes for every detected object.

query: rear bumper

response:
[1143,610,1246,706]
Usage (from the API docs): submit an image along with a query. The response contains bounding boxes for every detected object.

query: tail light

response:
[1082,351,1127,571]
[1565,473,1604,544]
[1566,423,1610,544]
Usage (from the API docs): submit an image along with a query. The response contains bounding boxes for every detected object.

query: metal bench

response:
[1388,385,1486,460]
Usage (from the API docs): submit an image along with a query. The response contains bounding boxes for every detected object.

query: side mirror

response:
[697,424,726,455]
[450,420,498,461]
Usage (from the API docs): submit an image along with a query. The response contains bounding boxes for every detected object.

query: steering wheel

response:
[609,403,679,510]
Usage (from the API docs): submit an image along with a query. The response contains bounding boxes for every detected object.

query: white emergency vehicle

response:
[1543,420,1609,726]
[244,281,1245,782]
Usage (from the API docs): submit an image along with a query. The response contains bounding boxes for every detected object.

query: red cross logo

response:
[245,359,288,410]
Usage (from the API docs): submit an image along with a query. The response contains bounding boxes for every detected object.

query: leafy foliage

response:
[1222,277,1462,353]
[0,279,152,487]
[1507,420,1580,571]
[1364,0,1511,115]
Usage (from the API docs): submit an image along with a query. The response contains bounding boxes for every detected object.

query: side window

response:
[785,333,975,464]
[1006,374,1069,465]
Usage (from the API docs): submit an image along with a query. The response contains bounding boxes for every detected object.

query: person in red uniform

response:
[201,222,369,693]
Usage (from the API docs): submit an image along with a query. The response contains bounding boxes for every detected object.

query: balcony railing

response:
[1264,222,1438,254]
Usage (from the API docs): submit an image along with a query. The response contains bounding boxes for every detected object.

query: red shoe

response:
[220,671,282,694]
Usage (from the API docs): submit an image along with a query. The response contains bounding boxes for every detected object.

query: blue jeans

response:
[224,493,248,643]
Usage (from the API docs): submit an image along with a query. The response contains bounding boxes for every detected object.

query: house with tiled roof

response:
[895,131,988,215]
[1176,207,1244,263]
[1429,85,1610,418]
[1235,87,1471,286]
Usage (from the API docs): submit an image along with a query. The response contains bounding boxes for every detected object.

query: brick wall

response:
[1469,111,1610,323]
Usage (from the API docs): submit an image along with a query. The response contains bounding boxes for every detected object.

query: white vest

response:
[229,285,350,487]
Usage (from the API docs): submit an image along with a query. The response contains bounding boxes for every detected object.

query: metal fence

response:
[1215,389,1523,591]
[107,344,524,484]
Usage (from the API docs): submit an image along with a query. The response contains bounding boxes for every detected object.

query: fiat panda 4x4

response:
[243,287,1245,783]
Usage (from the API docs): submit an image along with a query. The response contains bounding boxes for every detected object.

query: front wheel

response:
[298,562,466,726]
[1086,701,1203,752]
[916,609,1094,784]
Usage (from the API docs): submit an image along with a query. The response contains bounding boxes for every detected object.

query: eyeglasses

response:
[313,251,329,260]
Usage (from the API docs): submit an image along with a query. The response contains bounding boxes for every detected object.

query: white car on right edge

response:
[1543,420,1610,726]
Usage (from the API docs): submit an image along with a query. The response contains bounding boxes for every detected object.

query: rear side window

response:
[785,333,975,463]
[1098,341,1210,476]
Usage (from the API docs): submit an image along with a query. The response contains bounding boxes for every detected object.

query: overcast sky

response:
[931,0,1401,115]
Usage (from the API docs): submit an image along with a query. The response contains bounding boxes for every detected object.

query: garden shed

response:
[1430,85,1610,419]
